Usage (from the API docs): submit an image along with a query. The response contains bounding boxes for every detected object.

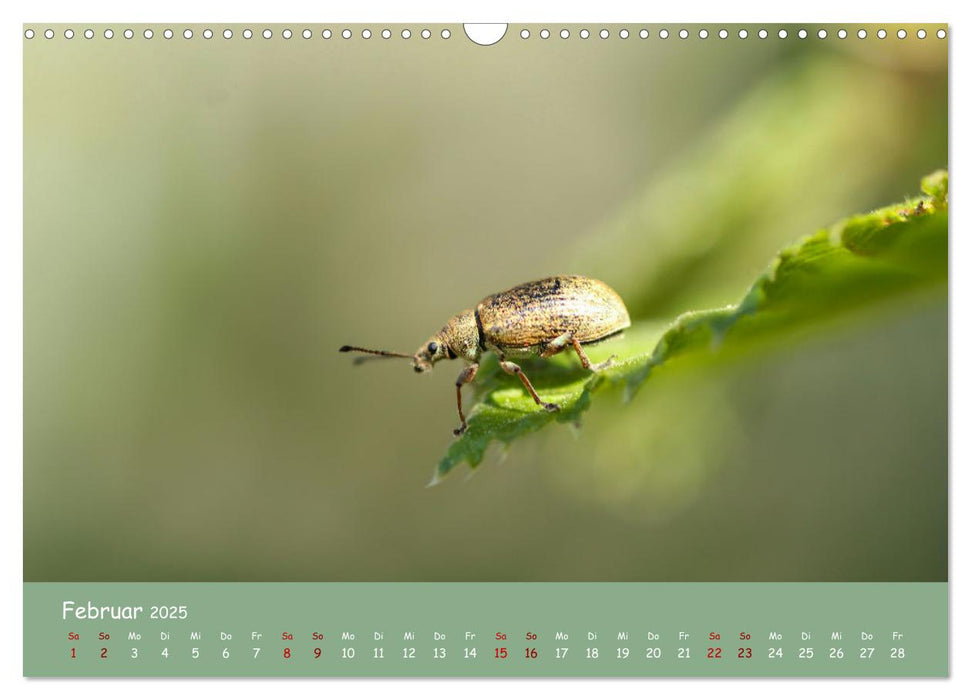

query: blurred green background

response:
[24,24,947,581]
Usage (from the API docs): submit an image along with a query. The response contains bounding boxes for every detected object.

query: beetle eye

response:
[427,341,439,355]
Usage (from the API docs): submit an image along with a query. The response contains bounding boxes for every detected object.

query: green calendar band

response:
[24,582,947,677]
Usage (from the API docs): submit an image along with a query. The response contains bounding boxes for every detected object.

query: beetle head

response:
[413,310,480,371]
[342,311,479,373]
[413,336,448,373]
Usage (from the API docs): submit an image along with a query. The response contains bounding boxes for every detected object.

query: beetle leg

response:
[570,336,616,372]
[453,363,479,436]
[500,359,560,413]
[539,332,573,359]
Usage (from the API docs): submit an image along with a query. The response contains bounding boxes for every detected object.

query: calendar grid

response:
[24,582,947,677]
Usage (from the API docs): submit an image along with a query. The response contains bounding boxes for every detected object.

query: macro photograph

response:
[24,23,947,584]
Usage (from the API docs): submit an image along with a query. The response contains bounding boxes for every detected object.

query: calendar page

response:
[22,18,948,679]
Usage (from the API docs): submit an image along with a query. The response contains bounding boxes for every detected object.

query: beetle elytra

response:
[340,275,631,436]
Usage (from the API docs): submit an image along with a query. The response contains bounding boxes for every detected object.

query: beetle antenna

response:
[339,345,414,365]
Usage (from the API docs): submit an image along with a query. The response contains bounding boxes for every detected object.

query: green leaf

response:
[433,174,948,483]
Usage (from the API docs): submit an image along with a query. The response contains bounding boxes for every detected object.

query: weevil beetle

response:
[340,275,631,436]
